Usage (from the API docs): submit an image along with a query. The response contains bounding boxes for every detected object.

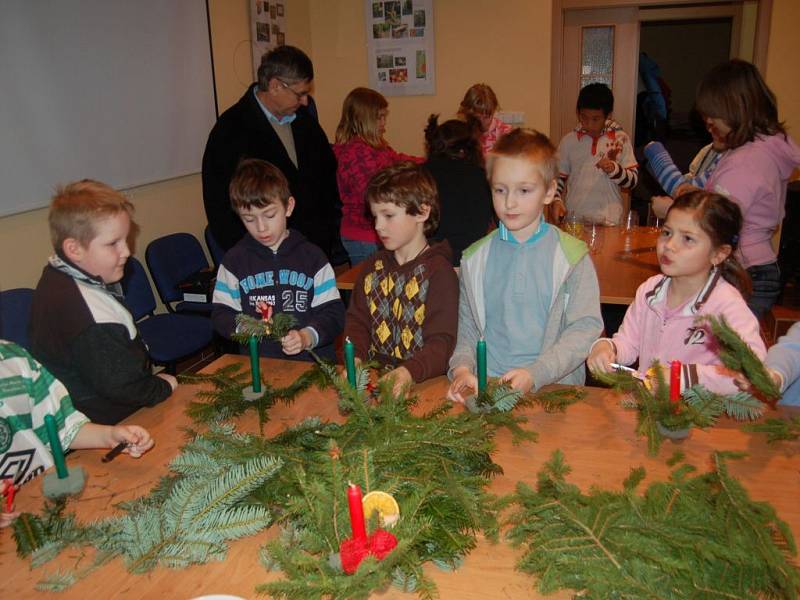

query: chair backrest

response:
[0,288,34,349]
[204,225,225,269]
[145,233,209,305]
[121,257,157,320]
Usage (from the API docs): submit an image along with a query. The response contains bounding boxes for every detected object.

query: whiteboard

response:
[0,1,217,217]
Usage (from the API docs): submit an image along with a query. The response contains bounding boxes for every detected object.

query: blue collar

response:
[254,87,297,125]
[499,219,549,245]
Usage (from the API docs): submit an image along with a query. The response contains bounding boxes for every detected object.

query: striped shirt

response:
[0,341,88,486]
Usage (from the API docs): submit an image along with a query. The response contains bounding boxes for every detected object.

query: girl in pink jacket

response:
[588,191,765,395]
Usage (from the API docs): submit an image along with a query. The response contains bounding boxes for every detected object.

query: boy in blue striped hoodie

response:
[212,159,345,362]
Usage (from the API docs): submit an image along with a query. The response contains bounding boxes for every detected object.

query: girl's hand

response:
[0,509,20,528]
[448,367,477,405]
[110,425,154,458]
[500,368,534,394]
[281,329,311,355]
[380,366,413,396]
[587,340,616,374]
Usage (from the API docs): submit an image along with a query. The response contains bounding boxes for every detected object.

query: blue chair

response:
[122,258,214,374]
[204,225,226,269]
[145,233,213,314]
[0,288,34,349]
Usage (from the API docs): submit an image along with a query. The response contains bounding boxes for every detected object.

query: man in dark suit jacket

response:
[202,45,344,263]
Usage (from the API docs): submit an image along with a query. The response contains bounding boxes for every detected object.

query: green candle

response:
[477,338,487,394]
[248,335,262,393]
[44,414,69,479]
[344,337,356,387]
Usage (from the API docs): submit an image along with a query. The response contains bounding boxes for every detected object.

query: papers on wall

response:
[250,1,287,79]
[365,0,435,96]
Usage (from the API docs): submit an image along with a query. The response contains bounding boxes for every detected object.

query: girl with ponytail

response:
[588,190,766,395]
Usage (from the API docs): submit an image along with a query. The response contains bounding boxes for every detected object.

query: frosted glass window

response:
[581,26,614,88]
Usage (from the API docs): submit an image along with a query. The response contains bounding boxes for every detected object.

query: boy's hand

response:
[380,366,413,396]
[447,366,477,405]
[0,509,20,528]
[500,368,534,394]
[281,329,311,355]
[157,372,178,392]
[596,157,617,174]
[551,198,567,223]
[340,357,362,381]
[110,425,154,458]
[587,340,616,374]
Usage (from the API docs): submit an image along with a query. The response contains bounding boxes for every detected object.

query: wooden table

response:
[335,226,660,305]
[3,355,798,599]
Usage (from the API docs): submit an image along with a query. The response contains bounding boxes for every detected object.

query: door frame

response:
[549,0,773,138]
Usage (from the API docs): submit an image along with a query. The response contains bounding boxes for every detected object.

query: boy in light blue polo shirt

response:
[448,129,602,401]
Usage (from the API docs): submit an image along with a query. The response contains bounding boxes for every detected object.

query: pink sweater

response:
[705,133,800,268]
[333,138,421,243]
[611,272,765,395]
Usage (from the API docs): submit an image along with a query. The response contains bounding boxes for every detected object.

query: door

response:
[558,7,640,141]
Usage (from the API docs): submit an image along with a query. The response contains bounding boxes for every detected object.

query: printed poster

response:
[250,1,287,79]
[366,0,435,96]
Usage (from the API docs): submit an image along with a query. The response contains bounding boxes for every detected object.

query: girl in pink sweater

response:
[588,191,765,395]
[333,87,420,265]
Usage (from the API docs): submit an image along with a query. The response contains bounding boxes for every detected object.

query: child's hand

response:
[596,157,617,174]
[157,372,178,391]
[734,368,783,393]
[500,368,534,394]
[551,198,567,223]
[587,340,616,374]
[281,329,311,355]
[650,195,673,219]
[340,357,362,380]
[674,183,700,198]
[110,425,154,458]
[0,509,20,528]
[380,366,413,396]
[447,367,477,405]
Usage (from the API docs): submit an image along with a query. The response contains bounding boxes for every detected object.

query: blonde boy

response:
[212,159,345,361]
[448,129,602,402]
[344,161,458,394]
[30,180,176,425]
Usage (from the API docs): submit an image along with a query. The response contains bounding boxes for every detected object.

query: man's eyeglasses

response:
[277,78,310,101]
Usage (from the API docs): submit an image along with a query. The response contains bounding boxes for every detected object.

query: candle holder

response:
[42,415,86,498]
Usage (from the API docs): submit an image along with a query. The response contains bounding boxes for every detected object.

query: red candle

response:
[670,360,681,408]
[347,483,367,543]
[3,480,14,512]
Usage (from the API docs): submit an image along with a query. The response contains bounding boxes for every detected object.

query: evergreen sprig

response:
[744,416,800,443]
[595,363,765,455]
[506,449,800,598]
[700,314,781,403]
[532,387,587,412]
[231,312,297,343]
[180,362,328,431]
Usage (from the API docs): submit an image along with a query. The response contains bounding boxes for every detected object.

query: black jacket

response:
[201,84,343,261]
[29,263,172,425]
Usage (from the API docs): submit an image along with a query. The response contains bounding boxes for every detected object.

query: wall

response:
[309,0,553,155]
[765,0,800,136]
[0,0,309,294]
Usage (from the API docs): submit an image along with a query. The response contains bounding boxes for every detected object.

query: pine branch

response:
[743,416,800,443]
[231,312,297,343]
[506,450,800,598]
[532,387,587,412]
[700,314,781,403]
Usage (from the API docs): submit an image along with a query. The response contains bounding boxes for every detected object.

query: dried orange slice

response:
[362,490,400,528]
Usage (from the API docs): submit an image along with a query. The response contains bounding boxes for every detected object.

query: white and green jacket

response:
[448,226,603,389]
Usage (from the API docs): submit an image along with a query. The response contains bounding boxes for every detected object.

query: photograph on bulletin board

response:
[365,0,435,96]
[250,1,287,79]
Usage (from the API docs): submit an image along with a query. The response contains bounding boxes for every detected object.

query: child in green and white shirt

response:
[0,340,153,527]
